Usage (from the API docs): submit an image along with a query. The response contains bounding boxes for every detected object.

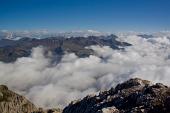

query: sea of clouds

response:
[0,34,170,108]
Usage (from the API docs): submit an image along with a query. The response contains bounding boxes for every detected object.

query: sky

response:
[0,0,170,32]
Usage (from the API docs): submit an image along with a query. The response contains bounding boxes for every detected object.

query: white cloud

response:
[0,34,170,108]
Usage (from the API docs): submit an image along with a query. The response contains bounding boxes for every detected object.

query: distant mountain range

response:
[0,30,109,40]
[1,30,170,40]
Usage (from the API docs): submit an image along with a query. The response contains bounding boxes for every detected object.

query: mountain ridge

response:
[0,35,131,63]
[63,78,170,113]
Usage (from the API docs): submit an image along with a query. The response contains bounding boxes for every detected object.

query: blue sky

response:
[0,0,170,32]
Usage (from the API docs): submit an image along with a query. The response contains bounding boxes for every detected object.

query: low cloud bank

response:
[0,35,170,108]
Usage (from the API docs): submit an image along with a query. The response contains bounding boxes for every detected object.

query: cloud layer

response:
[0,34,170,108]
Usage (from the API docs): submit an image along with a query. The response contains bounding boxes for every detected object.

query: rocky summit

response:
[63,78,170,113]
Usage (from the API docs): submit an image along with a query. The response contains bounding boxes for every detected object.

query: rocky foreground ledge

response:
[0,85,61,113]
[1,78,170,113]
[0,85,37,113]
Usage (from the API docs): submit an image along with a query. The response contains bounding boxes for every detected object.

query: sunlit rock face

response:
[0,85,62,113]
[0,85,38,113]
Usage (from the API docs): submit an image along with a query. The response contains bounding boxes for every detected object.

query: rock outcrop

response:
[63,78,170,113]
[0,85,38,113]
[0,85,62,113]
